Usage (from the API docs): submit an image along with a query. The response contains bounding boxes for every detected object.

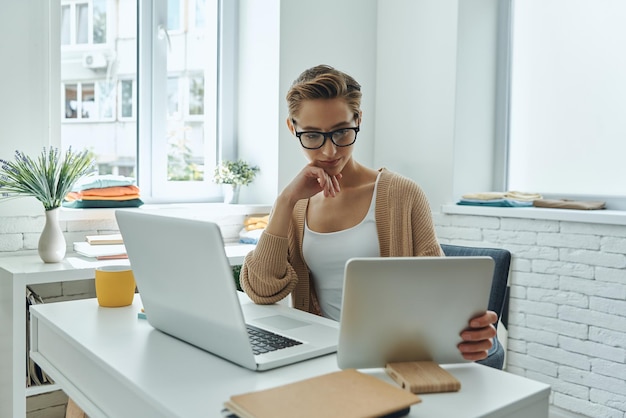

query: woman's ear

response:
[286,117,295,135]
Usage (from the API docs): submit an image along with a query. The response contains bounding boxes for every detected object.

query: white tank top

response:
[302,174,381,320]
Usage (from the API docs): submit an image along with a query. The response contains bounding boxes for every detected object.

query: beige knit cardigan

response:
[240,168,443,315]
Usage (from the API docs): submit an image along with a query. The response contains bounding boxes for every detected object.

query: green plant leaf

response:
[213,159,259,186]
[0,147,95,210]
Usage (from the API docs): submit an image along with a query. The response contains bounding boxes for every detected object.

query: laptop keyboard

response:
[246,324,303,355]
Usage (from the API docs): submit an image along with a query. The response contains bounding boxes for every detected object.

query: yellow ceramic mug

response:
[95,265,136,307]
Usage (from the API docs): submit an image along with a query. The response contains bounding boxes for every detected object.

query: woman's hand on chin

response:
[282,164,342,201]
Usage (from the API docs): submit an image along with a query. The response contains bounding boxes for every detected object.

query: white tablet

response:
[337,256,494,369]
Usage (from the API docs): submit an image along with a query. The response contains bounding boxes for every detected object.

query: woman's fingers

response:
[457,311,498,361]
[312,170,340,198]
[458,327,495,360]
[331,173,341,193]
[294,165,342,199]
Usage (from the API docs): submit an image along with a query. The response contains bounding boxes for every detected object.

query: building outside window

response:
[60,0,229,201]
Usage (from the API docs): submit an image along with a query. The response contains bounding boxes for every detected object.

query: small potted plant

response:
[0,147,94,262]
[213,159,260,204]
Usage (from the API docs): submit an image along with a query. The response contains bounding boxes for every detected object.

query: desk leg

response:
[507,399,549,418]
[0,270,12,417]
[0,272,27,418]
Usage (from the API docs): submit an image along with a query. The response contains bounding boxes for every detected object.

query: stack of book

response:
[73,234,127,260]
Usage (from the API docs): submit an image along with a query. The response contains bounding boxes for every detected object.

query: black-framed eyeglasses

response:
[293,124,360,150]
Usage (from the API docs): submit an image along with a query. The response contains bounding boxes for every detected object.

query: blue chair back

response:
[440,243,512,369]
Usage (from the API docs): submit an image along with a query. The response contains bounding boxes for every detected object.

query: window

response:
[61,0,108,46]
[167,0,182,31]
[118,79,136,120]
[505,0,626,207]
[190,0,207,30]
[63,81,114,121]
[60,0,232,202]
[188,74,204,117]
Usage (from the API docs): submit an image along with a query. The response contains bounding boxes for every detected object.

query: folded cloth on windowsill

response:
[239,214,270,244]
[239,228,263,244]
[62,198,144,209]
[457,198,534,207]
[71,174,137,191]
[533,199,606,210]
[73,185,140,197]
[64,193,141,202]
[243,215,269,231]
[461,191,542,202]
[64,183,143,207]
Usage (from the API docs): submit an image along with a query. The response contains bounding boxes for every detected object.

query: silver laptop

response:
[115,210,339,371]
[337,256,494,369]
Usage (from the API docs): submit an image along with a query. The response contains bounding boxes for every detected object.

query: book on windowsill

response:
[85,233,124,245]
[93,253,129,260]
[222,369,420,418]
[73,241,127,259]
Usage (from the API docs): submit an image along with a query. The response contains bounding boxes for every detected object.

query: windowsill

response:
[441,204,626,226]
[58,203,273,222]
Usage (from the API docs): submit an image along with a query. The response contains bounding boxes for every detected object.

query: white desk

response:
[0,245,254,418]
[29,295,551,418]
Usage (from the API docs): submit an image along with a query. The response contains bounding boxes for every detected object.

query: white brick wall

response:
[436,212,626,418]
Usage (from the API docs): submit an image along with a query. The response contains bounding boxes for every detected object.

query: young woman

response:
[241,65,496,361]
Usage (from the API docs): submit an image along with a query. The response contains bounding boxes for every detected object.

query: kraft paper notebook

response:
[223,369,421,418]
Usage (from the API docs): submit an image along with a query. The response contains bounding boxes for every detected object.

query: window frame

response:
[58,0,234,203]
[137,0,229,202]
[167,74,183,121]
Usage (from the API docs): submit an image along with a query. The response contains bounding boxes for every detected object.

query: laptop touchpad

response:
[255,315,310,330]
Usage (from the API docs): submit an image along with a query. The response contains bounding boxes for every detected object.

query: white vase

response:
[223,184,240,204]
[38,207,66,263]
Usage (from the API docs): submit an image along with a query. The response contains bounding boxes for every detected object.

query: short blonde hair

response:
[286,65,362,121]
